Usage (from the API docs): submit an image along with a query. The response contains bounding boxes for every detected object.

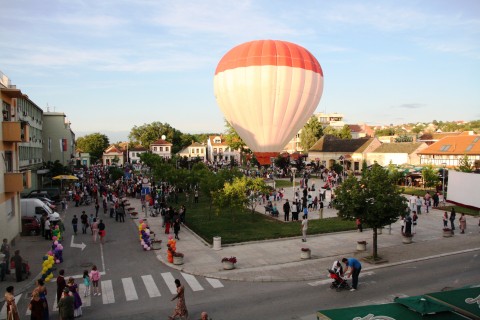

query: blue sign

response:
[141,187,150,195]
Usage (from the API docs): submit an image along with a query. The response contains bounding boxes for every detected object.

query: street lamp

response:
[291,167,297,199]
[442,163,447,204]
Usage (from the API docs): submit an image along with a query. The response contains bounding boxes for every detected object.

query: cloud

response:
[396,103,425,109]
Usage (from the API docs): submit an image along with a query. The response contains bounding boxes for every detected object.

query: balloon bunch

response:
[52,225,61,242]
[41,253,55,282]
[167,235,176,263]
[138,220,151,251]
[51,238,64,264]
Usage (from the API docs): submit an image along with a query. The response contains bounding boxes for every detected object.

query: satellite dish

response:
[161,135,166,140]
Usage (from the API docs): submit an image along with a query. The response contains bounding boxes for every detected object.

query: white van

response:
[20,198,60,221]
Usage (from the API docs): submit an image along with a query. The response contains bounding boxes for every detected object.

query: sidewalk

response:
[126,178,480,282]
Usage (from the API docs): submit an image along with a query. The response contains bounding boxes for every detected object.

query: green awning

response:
[316,303,465,320]
[394,295,453,315]
[426,287,480,320]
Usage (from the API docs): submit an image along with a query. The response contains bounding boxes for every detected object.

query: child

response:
[83,270,91,297]
[89,265,101,296]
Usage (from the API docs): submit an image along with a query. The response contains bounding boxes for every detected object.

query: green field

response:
[184,195,355,244]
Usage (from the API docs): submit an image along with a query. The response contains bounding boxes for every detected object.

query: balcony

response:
[2,121,29,142]
[4,170,31,193]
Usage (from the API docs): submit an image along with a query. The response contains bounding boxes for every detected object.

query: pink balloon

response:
[140,241,145,245]
[54,240,59,245]
[56,259,60,264]
[168,235,173,240]
[52,236,57,241]
[47,251,53,255]
[57,245,63,250]
[146,247,151,251]
[139,219,143,224]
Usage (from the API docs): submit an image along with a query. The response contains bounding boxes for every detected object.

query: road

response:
[4,202,479,320]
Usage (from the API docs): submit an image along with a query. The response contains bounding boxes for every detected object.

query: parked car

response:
[25,193,57,210]
[21,216,41,236]
[26,188,61,202]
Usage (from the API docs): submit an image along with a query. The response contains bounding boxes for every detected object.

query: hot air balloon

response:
[214,40,324,165]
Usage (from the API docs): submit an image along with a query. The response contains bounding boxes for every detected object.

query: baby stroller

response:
[328,269,350,291]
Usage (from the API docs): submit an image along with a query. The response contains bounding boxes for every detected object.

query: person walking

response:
[1,239,10,275]
[450,207,456,231]
[301,216,308,242]
[80,211,88,234]
[291,200,298,221]
[283,199,291,222]
[98,220,106,244]
[94,200,100,218]
[28,290,46,320]
[194,190,199,204]
[356,218,363,232]
[67,277,82,317]
[90,265,101,296]
[82,270,91,297]
[4,286,20,320]
[91,218,99,243]
[169,279,188,320]
[416,195,422,214]
[319,201,324,219]
[88,214,95,235]
[459,213,467,234]
[173,218,181,240]
[57,269,67,304]
[342,257,362,291]
[58,288,74,320]
[44,218,52,240]
[12,250,23,282]
[32,279,49,320]
[443,211,449,228]
[71,215,78,235]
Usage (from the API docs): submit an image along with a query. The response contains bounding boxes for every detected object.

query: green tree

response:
[456,154,474,172]
[334,164,407,259]
[421,165,438,189]
[299,116,323,151]
[129,121,183,153]
[76,133,109,161]
[224,120,249,165]
[323,125,351,139]
[394,135,413,142]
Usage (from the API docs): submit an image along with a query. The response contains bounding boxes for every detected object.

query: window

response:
[473,137,480,143]
[159,147,163,152]
[153,147,157,151]
[4,151,13,172]
[466,144,474,152]
[165,147,169,152]
[439,145,451,152]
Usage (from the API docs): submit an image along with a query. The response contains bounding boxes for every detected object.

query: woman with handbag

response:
[4,286,20,320]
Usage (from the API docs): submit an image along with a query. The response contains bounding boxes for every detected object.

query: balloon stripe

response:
[215,40,322,75]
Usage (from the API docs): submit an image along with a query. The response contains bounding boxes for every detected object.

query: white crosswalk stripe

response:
[102,280,115,304]
[142,275,161,297]
[122,277,138,301]
[206,278,224,288]
[0,272,224,319]
[181,272,204,291]
[161,272,178,295]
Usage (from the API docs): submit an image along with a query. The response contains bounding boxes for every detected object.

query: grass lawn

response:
[401,187,437,196]
[436,205,480,216]
[185,196,355,244]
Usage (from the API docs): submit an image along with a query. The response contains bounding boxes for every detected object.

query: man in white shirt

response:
[44,218,52,240]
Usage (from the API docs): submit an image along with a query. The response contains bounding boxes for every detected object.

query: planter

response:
[402,236,413,244]
[443,230,453,237]
[222,261,235,270]
[173,255,184,265]
[300,249,311,259]
[356,241,367,251]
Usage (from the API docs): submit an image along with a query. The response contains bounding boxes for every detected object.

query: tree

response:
[76,133,109,161]
[299,116,323,151]
[456,154,474,172]
[421,165,438,189]
[334,164,407,259]
[395,135,413,142]
[323,125,351,139]
[128,121,183,153]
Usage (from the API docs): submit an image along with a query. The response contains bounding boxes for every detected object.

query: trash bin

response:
[213,236,221,250]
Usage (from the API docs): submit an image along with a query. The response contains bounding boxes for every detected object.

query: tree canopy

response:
[299,116,323,152]
[323,125,352,139]
[334,164,407,259]
[128,121,183,153]
[76,133,109,161]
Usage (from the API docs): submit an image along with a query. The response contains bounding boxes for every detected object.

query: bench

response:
[264,206,273,214]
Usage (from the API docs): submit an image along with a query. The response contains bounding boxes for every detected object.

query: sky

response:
[1,0,479,143]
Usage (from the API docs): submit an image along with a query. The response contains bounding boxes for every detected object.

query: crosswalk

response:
[0,272,224,319]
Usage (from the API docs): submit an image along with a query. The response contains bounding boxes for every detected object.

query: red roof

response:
[151,139,172,146]
[418,135,480,155]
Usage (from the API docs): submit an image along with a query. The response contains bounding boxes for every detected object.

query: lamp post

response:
[442,163,447,204]
[291,167,297,199]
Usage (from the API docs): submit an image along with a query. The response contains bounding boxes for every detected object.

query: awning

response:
[394,296,453,315]
[425,286,480,320]
[316,302,466,320]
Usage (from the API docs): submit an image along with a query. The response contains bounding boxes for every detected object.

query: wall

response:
[447,170,480,209]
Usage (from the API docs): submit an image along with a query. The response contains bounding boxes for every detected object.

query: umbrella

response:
[52,175,78,180]
[316,302,465,320]
[425,287,480,320]
[394,296,453,315]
